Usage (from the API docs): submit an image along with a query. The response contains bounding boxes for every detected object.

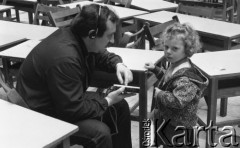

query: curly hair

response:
[159,23,202,57]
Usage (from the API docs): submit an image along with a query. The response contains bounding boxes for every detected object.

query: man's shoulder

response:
[39,29,80,56]
[44,27,76,45]
[30,29,83,69]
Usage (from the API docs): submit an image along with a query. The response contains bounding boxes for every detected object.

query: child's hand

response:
[144,62,155,70]
[148,109,158,119]
[154,87,162,99]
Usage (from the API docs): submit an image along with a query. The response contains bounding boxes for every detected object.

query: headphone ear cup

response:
[88,30,97,39]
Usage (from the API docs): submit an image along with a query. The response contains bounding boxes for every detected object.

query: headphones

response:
[88,5,102,39]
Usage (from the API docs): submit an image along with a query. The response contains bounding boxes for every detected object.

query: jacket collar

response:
[70,27,89,57]
[163,59,209,89]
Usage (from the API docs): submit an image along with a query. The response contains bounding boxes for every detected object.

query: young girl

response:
[145,23,208,148]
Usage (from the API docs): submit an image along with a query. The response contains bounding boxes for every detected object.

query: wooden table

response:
[0,20,56,87]
[0,40,41,86]
[0,33,26,51]
[191,49,240,148]
[131,0,178,12]
[0,41,164,148]
[0,39,40,59]
[6,0,37,23]
[0,99,78,148]
[0,5,14,12]
[58,1,148,46]
[0,20,58,40]
[0,5,14,19]
[134,10,240,51]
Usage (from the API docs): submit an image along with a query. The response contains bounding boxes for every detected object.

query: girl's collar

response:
[170,57,189,69]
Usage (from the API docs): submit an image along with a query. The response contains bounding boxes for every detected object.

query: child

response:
[145,23,208,148]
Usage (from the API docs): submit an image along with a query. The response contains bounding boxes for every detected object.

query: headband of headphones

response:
[88,5,102,39]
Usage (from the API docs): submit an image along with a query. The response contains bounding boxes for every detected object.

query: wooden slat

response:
[177,3,215,18]
[217,87,240,98]
[48,6,80,28]
[217,119,240,127]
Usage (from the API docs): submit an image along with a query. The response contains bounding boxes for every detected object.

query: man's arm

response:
[94,49,122,72]
[46,58,108,123]
[94,49,133,85]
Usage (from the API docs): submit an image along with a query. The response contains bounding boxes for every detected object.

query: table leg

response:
[56,138,70,148]
[205,78,218,148]
[135,19,145,49]
[28,12,33,24]
[6,9,12,19]
[219,38,231,117]
[220,97,227,117]
[224,38,231,50]
[62,138,70,148]
[138,71,148,148]
[15,9,20,22]
[2,58,13,88]
[238,0,240,24]
[114,21,123,47]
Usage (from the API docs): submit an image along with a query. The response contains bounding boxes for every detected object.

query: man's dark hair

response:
[71,4,119,38]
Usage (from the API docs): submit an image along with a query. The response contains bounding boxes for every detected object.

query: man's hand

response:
[116,63,133,85]
[105,87,135,106]
[148,109,158,119]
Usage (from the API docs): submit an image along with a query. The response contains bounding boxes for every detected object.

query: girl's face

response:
[164,36,187,63]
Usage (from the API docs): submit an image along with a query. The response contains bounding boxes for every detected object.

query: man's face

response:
[91,18,116,53]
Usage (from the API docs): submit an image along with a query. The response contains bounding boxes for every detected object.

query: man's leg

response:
[103,99,132,148]
[71,119,112,148]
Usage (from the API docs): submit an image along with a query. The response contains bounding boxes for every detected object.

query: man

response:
[16,4,133,148]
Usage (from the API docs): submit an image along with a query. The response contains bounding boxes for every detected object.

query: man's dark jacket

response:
[16,27,122,123]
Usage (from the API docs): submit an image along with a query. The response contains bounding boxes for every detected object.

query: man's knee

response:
[92,122,112,147]
[73,120,112,147]
[95,122,112,139]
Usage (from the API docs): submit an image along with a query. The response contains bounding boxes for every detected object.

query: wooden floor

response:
[8,10,240,148]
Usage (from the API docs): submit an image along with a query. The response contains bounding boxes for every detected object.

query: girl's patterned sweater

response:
[152,58,209,128]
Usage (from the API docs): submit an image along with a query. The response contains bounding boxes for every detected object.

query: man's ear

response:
[88,29,97,39]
